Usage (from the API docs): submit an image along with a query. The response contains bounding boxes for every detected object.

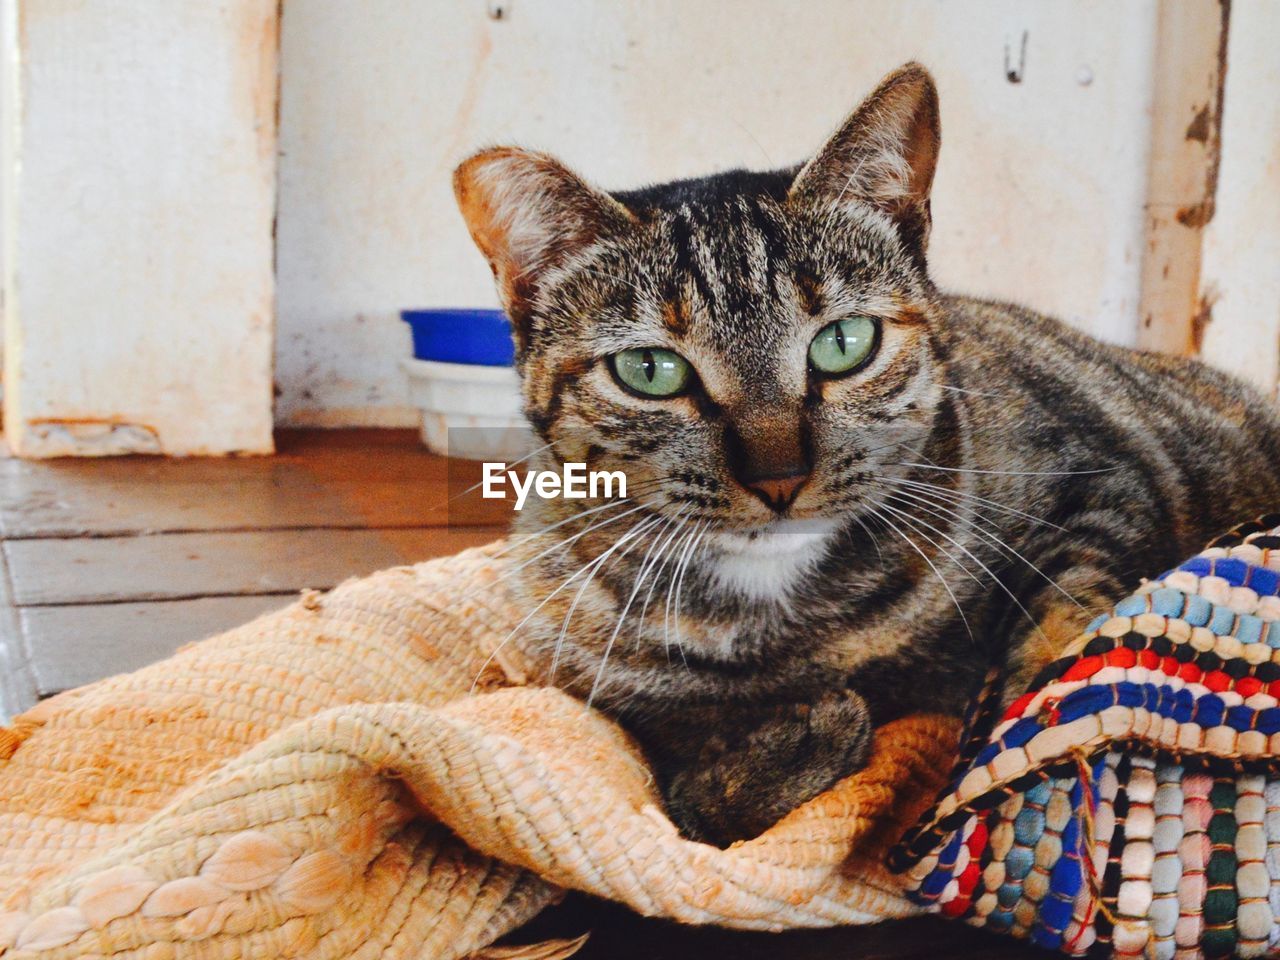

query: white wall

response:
[2,0,277,456]
[276,0,1163,427]
[3,1,1263,444]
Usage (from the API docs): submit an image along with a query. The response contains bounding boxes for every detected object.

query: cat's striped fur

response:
[454,63,1280,844]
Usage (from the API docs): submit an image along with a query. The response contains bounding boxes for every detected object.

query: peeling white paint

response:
[275,0,1162,427]
[25,421,161,457]
[1135,0,1225,356]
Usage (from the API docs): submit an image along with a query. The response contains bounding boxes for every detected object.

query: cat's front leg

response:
[1001,561,1121,706]
[652,689,873,846]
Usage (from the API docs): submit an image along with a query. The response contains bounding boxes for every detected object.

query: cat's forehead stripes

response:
[794,270,824,316]
[660,298,690,336]
[656,198,790,326]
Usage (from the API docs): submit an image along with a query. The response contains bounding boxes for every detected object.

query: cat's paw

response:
[662,689,872,846]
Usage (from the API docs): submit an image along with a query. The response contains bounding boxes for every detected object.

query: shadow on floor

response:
[504,892,1050,959]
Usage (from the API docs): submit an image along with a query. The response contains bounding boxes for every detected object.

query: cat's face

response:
[456,63,943,599]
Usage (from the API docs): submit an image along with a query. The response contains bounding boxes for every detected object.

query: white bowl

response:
[401,358,531,461]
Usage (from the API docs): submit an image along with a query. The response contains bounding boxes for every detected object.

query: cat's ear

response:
[454,147,634,328]
[789,62,940,263]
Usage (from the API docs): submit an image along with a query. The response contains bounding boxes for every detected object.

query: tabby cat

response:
[453,63,1280,845]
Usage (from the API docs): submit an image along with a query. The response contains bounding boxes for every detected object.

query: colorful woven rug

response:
[893,515,1280,958]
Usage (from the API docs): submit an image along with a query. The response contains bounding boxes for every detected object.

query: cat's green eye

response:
[808,317,879,376]
[609,348,692,398]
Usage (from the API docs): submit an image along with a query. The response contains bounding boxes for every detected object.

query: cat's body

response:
[453,64,1280,844]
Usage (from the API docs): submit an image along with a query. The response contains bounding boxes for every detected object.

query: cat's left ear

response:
[454,147,635,334]
[789,62,940,264]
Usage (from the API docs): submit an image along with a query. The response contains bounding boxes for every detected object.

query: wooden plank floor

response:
[0,429,509,714]
[0,429,1040,958]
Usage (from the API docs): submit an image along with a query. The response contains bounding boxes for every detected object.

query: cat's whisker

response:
[886,461,1119,478]
[671,520,713,663]
[635,514,694,654]
[877,482,1081,617]
[875,496,1049,645]
[484,498,653,585]
[469,512,653,695]
[549,514,663,683]
[462,506,674,693]
[872,483,1028,540]
[816,436,914,494]
[489,496,640,560]
[467,499,671,636]
[940,383,1003,398]
[880,485,1085,611]
[616,509,687,611]
[839,435,917,464]
[615,476,684,498]
[877,473,1068,533]
[870,499,988,595]
[848,511,885,569]
[883,482,1009,542]
[876,500,1012,620]
[659,524,694,664]
[585,510,692,707]
[862,502,975,644]
[860,509,902,571]
[544,524,660,690]
[439,440,557,513]
[469,470,687,692]
[489,475,681,561]
[663,521,705,665]
[625,509,690,650]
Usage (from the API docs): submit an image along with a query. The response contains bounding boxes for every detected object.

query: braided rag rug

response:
[0,541,955,960]
[895,515,1280,957]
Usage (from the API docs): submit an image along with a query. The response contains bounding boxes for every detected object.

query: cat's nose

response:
[742,470,810,513]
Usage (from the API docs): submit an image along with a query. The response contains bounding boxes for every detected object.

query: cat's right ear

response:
[453,148,634,336]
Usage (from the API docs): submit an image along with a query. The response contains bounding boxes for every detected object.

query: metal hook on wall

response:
[1004,30,1028,84]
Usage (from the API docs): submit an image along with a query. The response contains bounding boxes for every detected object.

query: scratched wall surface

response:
[275,0,1163,427]
[1195,0,1280,394]
[1,0,278,456]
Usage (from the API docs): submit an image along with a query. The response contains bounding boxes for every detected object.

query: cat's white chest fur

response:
[706,519,838,605]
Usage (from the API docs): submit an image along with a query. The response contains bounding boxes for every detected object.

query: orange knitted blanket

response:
[0,543,957,959]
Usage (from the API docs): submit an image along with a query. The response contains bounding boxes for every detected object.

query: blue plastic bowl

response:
[401,308,515,366]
